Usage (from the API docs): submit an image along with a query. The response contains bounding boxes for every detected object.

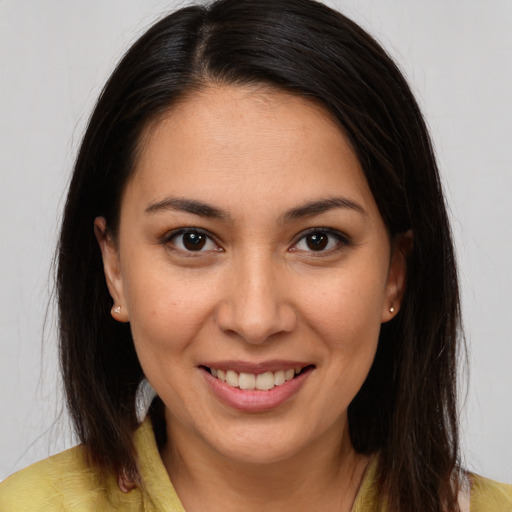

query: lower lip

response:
[201,368,312,413]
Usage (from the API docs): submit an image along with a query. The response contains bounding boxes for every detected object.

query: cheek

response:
[297,263,388,342]
[123,268,221,409]
[122,261,219,358]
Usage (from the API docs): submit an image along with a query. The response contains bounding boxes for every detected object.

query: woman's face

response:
[97,86,407,465]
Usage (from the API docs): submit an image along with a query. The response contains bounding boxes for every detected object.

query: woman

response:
[1,0,510,510]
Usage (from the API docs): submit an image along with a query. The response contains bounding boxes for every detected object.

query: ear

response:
[94,217,130,323]
[381,230,413,323]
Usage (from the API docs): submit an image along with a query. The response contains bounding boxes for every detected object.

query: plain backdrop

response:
[1,0,511,483]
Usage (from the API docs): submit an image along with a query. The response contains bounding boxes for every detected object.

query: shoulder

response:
[470,473,512,512]
[0,445,142,511]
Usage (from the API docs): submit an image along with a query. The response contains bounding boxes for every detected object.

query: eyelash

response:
[161,227,350,255]
[291,228,350,255]
[161,228,222,254]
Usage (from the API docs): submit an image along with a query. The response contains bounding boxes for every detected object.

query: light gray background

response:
[1,0,511,483]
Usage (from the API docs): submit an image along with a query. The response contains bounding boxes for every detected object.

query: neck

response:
[161,413,370,512]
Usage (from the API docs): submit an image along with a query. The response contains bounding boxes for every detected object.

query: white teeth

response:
[226,370,239,387]
[285,369,295,381]
[210,366,306,390]
[239,372,256,390]
[274,370,285,386]
[256,371,275,391]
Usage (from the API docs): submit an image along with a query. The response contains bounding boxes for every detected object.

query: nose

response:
[215,252,297,344]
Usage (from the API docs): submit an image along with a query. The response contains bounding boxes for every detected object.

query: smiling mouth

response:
[202,366,313,391]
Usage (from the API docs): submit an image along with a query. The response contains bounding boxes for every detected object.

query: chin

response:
[206,427,312,466]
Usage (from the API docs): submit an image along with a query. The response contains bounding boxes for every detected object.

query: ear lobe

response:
[94,217,129,322]
[381,230,413,323]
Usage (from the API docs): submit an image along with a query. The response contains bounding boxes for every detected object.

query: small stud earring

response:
[389,306,395,313]
[113,305,121,314]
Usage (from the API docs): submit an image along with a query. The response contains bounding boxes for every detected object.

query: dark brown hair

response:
[58,1,462,510]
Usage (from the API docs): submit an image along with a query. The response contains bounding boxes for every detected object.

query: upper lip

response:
[200,360,313,374]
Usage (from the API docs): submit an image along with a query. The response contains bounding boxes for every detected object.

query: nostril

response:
[215,297,297,345]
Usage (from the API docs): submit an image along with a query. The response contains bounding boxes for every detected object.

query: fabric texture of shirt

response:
[1,417,511,511]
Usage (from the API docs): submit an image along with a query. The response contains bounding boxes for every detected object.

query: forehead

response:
[139,85,348,161]
[126,85,378,220]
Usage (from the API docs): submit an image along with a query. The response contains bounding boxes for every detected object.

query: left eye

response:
[293,230,345,252]
[167,230,218,252]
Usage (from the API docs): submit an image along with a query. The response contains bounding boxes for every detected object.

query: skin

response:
[95,85,410,512]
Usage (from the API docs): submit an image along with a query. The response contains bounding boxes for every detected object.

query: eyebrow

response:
[145,197,231,221]
[144,195,366,223]
[280,197,367,223]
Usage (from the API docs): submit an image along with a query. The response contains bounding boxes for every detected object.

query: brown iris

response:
[182,232,207,251]
[306,232,329,251]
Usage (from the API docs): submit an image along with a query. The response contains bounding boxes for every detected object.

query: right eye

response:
[166,229,220,252]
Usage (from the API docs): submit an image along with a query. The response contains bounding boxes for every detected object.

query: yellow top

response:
[1,418,511,511]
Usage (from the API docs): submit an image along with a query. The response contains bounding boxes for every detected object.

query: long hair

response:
[57,1,462,510]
